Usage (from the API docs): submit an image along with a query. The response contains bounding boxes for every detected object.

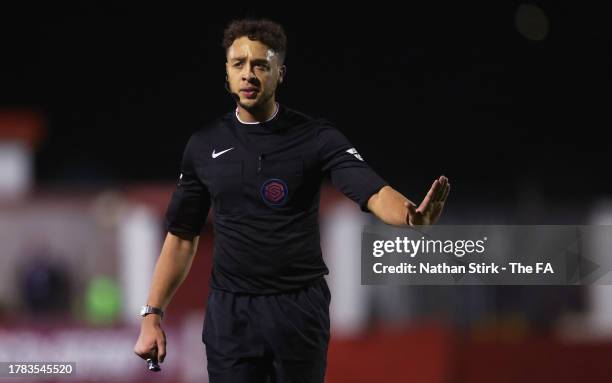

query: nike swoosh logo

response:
[212,147,235,158]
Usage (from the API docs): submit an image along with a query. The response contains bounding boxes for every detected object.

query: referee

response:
[134,18,450,382]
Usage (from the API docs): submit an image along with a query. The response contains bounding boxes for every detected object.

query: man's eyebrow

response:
[230,57,271,64]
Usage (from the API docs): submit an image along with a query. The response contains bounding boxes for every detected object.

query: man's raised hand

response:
[405,175,450,226]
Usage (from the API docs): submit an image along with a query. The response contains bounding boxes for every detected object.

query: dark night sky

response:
[1,2,609,205]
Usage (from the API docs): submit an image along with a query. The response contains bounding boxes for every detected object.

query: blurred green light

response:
[85,276,121,325]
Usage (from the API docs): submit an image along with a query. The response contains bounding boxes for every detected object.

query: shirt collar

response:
[235,102,280,124]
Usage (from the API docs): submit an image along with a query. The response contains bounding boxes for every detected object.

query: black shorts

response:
[202,276,331,383]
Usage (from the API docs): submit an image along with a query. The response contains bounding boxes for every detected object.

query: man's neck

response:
[237,99,277,123]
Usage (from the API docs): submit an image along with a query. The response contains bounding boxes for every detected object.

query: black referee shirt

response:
[165,104,388,293]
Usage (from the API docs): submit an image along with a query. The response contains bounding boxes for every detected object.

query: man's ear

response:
[279,65,287,83]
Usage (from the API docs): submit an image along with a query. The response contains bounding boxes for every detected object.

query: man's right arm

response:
[134,131,210,364]
[133,231,199,364]
[145,231,200,312]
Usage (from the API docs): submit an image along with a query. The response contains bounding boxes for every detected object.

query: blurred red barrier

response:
[327,324,456,383]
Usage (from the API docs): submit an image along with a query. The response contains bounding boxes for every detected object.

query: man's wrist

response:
[140,305,164,320]
[142,313,162,325]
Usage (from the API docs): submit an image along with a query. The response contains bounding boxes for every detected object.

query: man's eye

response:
[233,63,243,68]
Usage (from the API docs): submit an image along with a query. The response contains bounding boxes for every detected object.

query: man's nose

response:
[241,64,256,80]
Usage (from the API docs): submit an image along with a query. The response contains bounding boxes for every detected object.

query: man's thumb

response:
[405,201,417,225]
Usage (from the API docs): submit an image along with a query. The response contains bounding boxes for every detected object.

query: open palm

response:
[405,176,450,226]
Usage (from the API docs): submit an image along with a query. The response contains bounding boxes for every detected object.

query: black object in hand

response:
[146,358,161,372]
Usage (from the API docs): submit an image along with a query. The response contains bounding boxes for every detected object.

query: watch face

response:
[140,306,148,316]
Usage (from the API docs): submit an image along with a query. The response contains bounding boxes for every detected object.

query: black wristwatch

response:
[140,305,164,319]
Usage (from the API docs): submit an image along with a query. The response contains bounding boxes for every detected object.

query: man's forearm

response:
[367,185,409,226]
[146,232,200,312]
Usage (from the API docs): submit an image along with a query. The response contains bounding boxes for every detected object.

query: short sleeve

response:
[164,134,211,238]
[317,121,388,212]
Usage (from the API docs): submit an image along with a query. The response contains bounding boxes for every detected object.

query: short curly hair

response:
[222,18,287,64]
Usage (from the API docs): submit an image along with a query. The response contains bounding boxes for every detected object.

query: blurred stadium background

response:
[0,2,610,382]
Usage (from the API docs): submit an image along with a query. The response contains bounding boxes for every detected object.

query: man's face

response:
[226,36,285,110]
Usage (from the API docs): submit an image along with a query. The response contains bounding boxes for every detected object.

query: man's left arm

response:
[315,122,450,225]
[367,176,450,226]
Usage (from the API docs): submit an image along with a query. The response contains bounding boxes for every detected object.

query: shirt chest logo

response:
[261,178,288,206]
[212,147,235,158]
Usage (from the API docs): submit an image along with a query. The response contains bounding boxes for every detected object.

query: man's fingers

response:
[134,345,153,360]
[427,180,438,198]
[433,179,444,202]
[421,180,438,208]
[435,176,450,202]
[441,183,450,202]
[157,336,166,363]
[435,176,447,201]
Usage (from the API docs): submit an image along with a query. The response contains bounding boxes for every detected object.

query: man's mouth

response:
[240,88,258,98]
